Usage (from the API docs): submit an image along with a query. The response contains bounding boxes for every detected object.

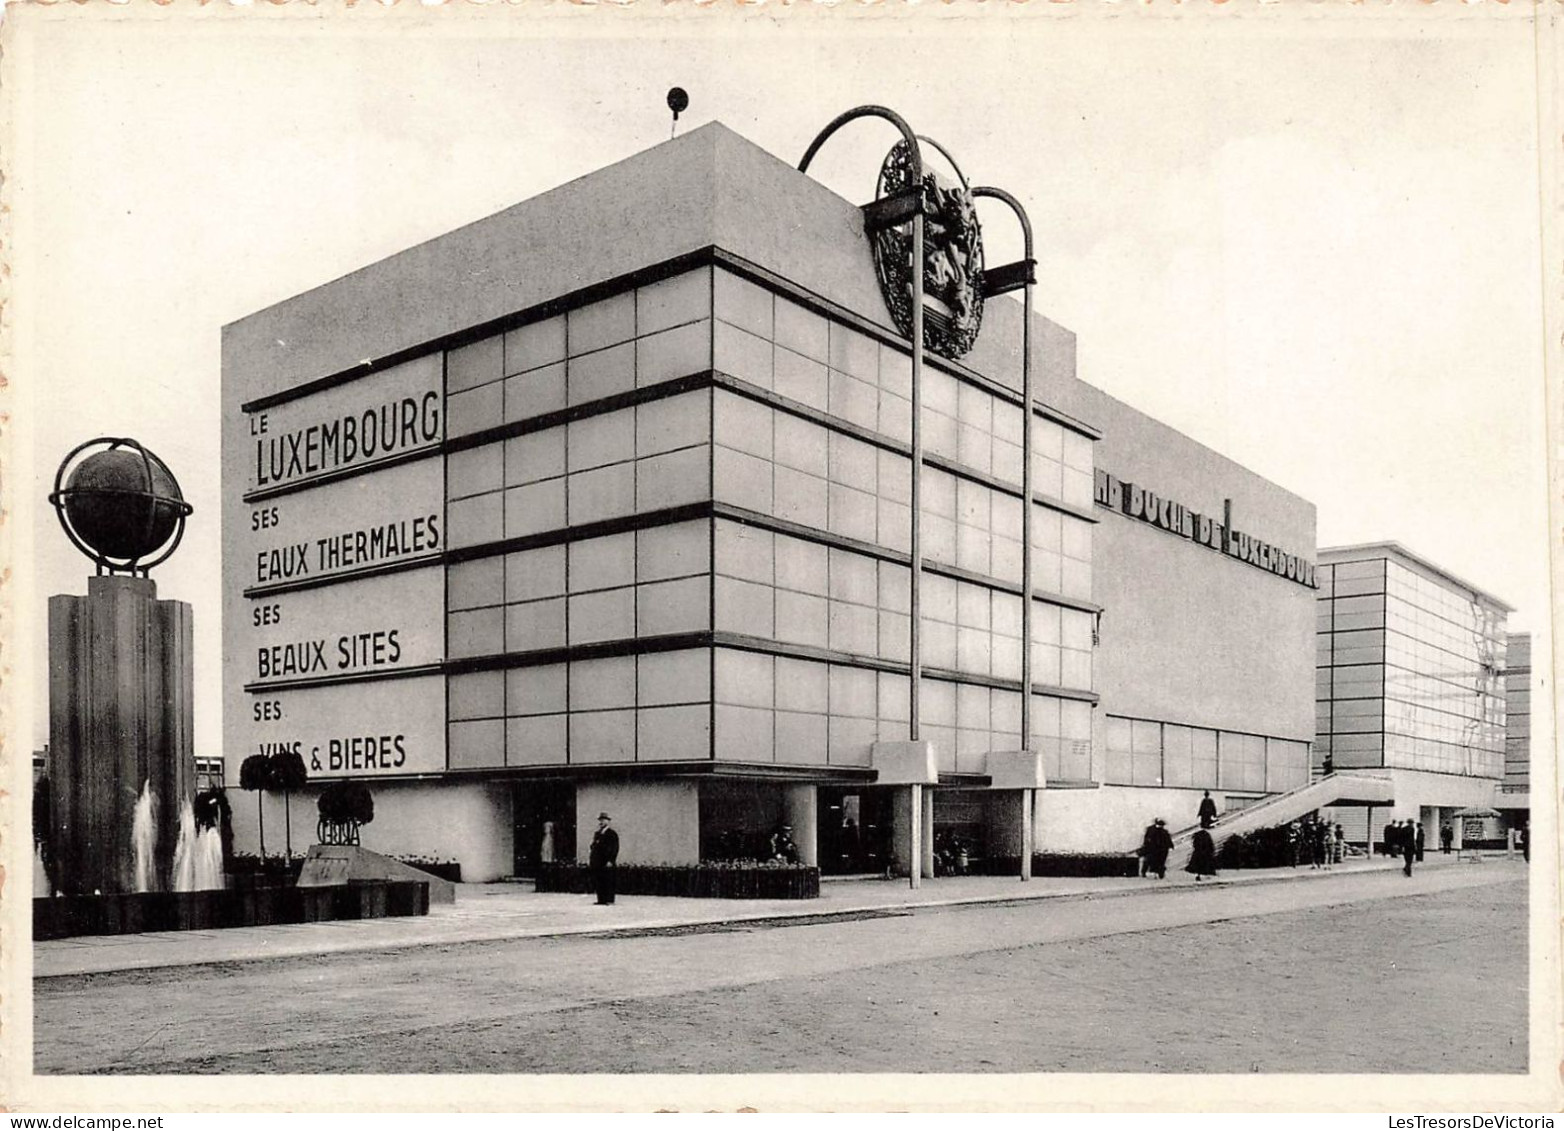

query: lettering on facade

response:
[1094,469,1317,589]
[251,390,441,488]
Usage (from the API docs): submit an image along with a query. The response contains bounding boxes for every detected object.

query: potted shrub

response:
[239,753,274,860]
[317,781,374,847]
[267,749,309,861]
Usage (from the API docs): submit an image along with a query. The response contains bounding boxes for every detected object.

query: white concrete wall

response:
[228,779,513,882]
[576,781,699,865]
[1037,785,1214,854]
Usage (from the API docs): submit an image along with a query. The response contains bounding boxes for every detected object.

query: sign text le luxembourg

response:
[1094,469,1317,590]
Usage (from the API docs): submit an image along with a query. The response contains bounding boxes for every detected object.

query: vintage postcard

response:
[2,0,1559,1113]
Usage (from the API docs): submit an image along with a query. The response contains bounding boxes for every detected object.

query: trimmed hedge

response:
[33,880,429,940]
[535,862,819,900]
[978,853,1141,878]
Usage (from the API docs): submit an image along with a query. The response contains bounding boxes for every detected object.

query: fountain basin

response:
[33,880,429,940]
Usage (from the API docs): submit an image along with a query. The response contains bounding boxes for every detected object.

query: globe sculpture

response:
[49,437,192,575]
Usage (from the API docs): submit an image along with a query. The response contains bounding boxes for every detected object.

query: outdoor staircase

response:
[1161,773,1395,872]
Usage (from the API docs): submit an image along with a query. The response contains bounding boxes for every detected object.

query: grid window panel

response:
[715,576,775,636]
[506,715,568,767]
[713,269,773,339]
[715,704,775,762]
[447,380,503,440]
[505,426,566,488]
[506,544,566,603]
[568,342,635,405]
[568,532,635,593]
[448,492,504,549]
[639,704,711,762]
[570,655,636,711]
[714,320,774,389]
[449,720,506,770]
[714,520,774,584]
[637,391,711,457]
[568,292,636,356]
[569,709,636,764]
[449,607,504,659]
[638,320,712,387]
[505,316,566,376]
[567,588,635,645]
[506,597,567,651]
[505,364,567,423]
[449,556,504,612]
[449,672,504,721]
[504,478,566,539]
[776,656,830,713]
[447,444,503,501]
[637,268,712,336]
[567,462,636,525]
[637,649,712,706]
[635,444,711,511]
[507,664,568,716]
[713,391,773,460]
[567,411,635,473]
[637,575,710,636]
[637,521,710,583]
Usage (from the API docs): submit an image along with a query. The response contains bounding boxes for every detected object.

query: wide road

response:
[35,864,1527,1074]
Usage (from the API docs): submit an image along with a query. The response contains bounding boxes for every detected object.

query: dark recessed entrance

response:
[818,786,894,876]
[513,780,576,877]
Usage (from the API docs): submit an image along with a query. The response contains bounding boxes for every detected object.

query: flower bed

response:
[534,862,819,900]
[33,880,429,940]
[392,856,463,884]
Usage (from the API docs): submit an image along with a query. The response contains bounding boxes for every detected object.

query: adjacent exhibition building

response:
[1314,543,1513,848]
[222,117,1327,882]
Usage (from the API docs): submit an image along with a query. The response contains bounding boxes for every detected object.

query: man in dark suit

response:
[589,812,620,905]
[1197,791,1218,830]
[1415,821,1425,862]
[1401,822,1415,877]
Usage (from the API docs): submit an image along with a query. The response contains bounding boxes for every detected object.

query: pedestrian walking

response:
[1440,824,1453,854]
[1311,818,1327,869]
[589,812,620,905]
[1139,818,1173,879]
[1187,827,1218,882]
[1198,790,1218,830]
[1333,824,1345,864]
[1401,823,1415,877]
[1415,821,1425,863]
[1520,825,1529,863]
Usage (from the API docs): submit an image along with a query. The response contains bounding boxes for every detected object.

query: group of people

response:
[1289,815,1344,869]
[1382,819,1424,876]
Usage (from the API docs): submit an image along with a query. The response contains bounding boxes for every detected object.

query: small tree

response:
[239,753,273,859]
[317,781,374,846]
[267,749,309,859]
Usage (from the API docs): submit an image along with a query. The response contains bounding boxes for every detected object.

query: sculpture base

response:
[47,575,195,896]
[297,844,457,903]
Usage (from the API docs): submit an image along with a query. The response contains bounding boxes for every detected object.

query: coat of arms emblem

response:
[871,140,986,360]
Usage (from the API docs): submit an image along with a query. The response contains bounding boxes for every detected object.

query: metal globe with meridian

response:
[50,438,192,575]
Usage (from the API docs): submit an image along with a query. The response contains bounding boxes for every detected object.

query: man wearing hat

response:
[589,812,620,905]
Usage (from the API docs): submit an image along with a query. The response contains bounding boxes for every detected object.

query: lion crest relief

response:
[871,140,986,360]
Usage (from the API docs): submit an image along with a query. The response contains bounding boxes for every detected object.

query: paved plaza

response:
[33,856,1529,1074]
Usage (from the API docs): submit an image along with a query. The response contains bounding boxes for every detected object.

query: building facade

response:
[223,121,1320,880]
[1315,543,1510,848]
[1499,631,1531,833]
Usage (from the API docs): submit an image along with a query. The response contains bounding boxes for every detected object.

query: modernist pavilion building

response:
[1314,543,1513,849]
[224,121,1322,882]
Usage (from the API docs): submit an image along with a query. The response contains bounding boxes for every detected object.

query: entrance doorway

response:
[512,780,576,878]
[818,787,894,875]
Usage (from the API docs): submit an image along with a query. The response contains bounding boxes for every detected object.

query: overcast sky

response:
[12,5,1548,755]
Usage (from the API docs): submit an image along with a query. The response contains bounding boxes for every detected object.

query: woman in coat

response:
[1186,827,1218,882]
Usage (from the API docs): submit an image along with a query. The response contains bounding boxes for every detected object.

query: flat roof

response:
[1318,541,1514,613]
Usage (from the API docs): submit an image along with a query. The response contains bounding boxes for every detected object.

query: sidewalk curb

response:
[35,856,1508,980]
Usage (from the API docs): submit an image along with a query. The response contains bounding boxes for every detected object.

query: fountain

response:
[44,438,196,898]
